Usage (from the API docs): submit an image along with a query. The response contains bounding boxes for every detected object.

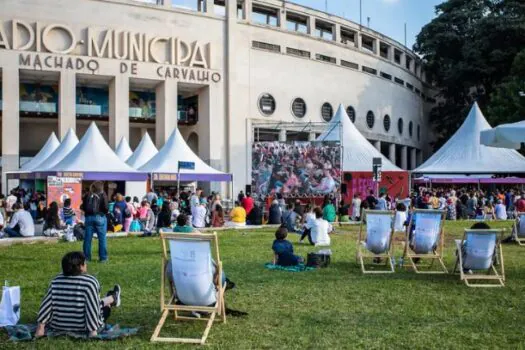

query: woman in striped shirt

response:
[35,251,121,337]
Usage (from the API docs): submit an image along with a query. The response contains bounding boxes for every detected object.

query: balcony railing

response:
[20,101,57,114]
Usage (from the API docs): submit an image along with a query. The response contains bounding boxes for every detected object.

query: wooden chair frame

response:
[356,210,395,274]
[402,209,448,274]
[151,232,226,344]
[512,212,525,246]
[453,229,505,288]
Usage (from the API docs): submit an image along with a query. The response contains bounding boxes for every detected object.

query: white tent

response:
[480,120,525,149]
[21,132,60,170]
[36,128,79,171]
[139,128,232,181]
[317,104,404,172]
[50,122,138,173]
[115,137,133,161]
[414,103,525,174]
[126,132,158,169]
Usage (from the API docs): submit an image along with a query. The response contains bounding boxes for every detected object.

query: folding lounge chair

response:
[453,229,505,287]
[151,232,226,344]
[512,212,525,246]
[402,209,448,273]
[356,210,395,273]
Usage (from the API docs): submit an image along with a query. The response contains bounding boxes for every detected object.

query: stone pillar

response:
[279,8,286,29]
[334,23,341,43]
[308,132,316,141]
[205,0,214,13]
[355,33,361,49]
[278,129,287,142]
[109,75,129,149]
[155,80,178,148]
[58,71,76,140]
[388,143,396,164]
[307,16,315,35]
[2,68,20,193]
[410,148,417,170]
[401,145,408,170]
[243,0,252,20]
[374,140,381,152]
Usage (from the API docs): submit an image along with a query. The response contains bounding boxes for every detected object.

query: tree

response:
[414,0,525,149]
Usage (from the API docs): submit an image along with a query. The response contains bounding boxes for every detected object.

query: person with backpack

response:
[80,181,109,262]
[113,194,127,225]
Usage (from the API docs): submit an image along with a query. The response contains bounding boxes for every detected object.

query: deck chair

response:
[402,209,448,273]
[512,212,525,245]
[151,232,226,344]
[356,210,395,273]
[453,229,505,287]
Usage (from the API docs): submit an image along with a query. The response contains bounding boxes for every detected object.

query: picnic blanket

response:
[264,263,316,272]
[3,323,138,341]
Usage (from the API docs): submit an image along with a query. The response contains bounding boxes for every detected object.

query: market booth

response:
[318,104,409,201]
[126,132,158,169]
[115,137,133,162]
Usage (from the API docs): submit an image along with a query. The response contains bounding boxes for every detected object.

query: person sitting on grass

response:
[156,201,173,232]
[227,201,246,227]
[62,198,76,226]
[173,214,194,233]
[3,203,35,238]
[301,207,331,246]
[272,227,303,266]
[35,251,121,338]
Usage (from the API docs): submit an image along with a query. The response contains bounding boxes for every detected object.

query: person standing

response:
[375,193,388,211]
[192,198,208,229]
[365,190,377,210]
[81,181,109,262]
[241,193,255,216]
[352,193,362,221]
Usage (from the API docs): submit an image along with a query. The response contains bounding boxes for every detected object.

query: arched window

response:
[417,124,421,141]
[383,114,391,132]
[321,103,333,122]
[398,118,404,135]
[366,111,375,129]
[258,93,276,115]
[409,121,413,138]
[346,106,356,123]
[291,98,307,118]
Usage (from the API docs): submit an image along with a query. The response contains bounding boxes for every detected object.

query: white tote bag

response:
[0,286,20,327]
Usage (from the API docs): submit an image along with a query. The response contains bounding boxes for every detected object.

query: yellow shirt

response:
[430,196,439,209]
[230,206,246,223]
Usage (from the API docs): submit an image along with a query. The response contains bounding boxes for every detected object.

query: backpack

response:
[73,223,85,241]
[124,206,132,218]
[83,193,100,215]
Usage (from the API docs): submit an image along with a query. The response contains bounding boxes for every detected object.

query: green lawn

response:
[1,220,524,349]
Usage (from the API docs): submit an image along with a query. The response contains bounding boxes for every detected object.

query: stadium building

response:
[0,0,434,193]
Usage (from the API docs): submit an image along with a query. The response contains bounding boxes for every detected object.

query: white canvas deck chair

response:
[402,209,448,273]
[512,212,525,245]
[453,229,505,287]
[151,232,226,344]
[357,210,395,273]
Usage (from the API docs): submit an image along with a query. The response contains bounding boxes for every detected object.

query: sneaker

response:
[110,284,121,307]
[191,311,201,318]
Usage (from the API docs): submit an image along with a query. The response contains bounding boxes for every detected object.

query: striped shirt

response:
[37,274,105,332]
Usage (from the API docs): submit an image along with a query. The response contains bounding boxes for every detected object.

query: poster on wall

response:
[47,177,82,218]
[251,141,341,200]
[342,171,409,202]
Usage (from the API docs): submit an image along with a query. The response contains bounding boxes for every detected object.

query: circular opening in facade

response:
[409,121,414,138]
[366,111,375,129]
[291,98,307,118]
[258,93,276,116]
[321,102,333,122]
[346,106,356,123]
[417,124,421,141]
[398,118,404,135]
[383,114,391,132]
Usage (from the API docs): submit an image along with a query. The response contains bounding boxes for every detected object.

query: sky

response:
[290,0,444,49]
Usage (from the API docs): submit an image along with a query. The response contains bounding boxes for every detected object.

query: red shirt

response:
[517,199,525,212]
[242,197,254,215]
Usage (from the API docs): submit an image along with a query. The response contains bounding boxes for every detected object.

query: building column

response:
[334,23,341,43]
[243,0,252,20]
[2,68,20,193]
[308,132,316,141]
[205,0,214,13]
[162,0,170,8]
[417,149,423,166]
[307,16,315,35]
[401,145,408,170]
[109,75,129,149]
[374,140,381,152]
[278,129,287,142]
[410,148,417,170]
[155,80,178,148]
[58,71,76,140]
[388,143,396,164]
[279,8,286,29]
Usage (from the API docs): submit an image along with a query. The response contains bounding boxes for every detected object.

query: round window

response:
[409,121,413,138]
[346,106,356,123]
[398,118,404,135]
[321,103,333,122]
[258,93,276,116]
[383,114,391,132]
[417,124,421,141]
[366,111,375,129]
[291,98,307,118]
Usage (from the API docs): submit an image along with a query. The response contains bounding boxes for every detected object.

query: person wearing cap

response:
[191,197,208,229]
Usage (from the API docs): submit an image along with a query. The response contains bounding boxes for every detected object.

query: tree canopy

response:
[414,0,525,149]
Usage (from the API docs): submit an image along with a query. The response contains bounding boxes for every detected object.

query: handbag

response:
[0,285,20,326]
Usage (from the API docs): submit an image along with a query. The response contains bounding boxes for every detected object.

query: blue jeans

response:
[84,215,108,261]
[4,226,23,238]
[64,217,73,226]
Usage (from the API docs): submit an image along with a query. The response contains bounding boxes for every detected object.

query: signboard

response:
[153,173,178,181]
[178,161,195,170]
[373,157,382,182]
[47,176,82,218]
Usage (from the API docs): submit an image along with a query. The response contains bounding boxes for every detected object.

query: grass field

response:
[1,220,524,349]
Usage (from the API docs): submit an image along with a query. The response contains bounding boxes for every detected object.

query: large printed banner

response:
[342,171,409,202]
[251,141,341,199]
[47,177,82,218]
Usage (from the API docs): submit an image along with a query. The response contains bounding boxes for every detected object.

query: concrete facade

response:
[0,0,434,194]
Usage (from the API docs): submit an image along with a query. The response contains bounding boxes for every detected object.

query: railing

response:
[76,104,103,116]
[20,101,57,114]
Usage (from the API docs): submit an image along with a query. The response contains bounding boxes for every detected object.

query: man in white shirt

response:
[494,200,507,220]
[5,191,18,217]
[308,207,331,246]
[4,203,35,237]
[190,188,202,210]
[191,198,207,229]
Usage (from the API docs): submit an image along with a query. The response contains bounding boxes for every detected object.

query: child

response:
[272,227,303,266]
[62,198,76,226]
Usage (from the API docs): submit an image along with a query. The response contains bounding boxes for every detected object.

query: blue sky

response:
[291,0,443,49]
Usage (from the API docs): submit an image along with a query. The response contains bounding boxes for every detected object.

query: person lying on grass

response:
[272,227,303,266]
[35,251,121,338]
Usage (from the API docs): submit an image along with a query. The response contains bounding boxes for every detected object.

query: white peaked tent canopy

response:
[21,132,60,170]
[415,103,525,174]
[480,120,525,149]
[115,137,133,161]
[139,128,232,181]
[49,123,145,180]
[317,104,404,172]
[36,128,79,171]
[126,132,158,169]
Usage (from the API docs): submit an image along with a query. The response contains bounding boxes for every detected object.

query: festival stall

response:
[317,104,409,201]
[115,137,133,161]
[126,132,158,169]
[20,132,60,171]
